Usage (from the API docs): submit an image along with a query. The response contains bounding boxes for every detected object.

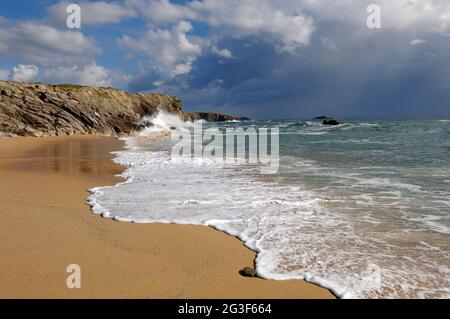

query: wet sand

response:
[0,136,334,298]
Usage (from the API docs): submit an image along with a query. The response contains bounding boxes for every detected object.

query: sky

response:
[0,0,450,119]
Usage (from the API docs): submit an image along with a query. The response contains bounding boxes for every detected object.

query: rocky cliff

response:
[0,81,247,137]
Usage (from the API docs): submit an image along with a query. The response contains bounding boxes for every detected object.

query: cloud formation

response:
[197,0,313,50]
[1,0,450,118]
[41,64,130,87]
[211,46,233,59]
[119,20,203,80]
[8,64,39,82]
[0,21,99,65]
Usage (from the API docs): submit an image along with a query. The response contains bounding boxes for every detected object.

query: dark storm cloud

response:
[151,21,450,119]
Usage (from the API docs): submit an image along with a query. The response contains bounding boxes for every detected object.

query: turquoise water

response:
[90,116,450,298]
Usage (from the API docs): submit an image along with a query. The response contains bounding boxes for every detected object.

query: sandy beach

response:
[0,136,333,299]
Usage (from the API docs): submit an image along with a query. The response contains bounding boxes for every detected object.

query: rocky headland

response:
[0,81,248,137]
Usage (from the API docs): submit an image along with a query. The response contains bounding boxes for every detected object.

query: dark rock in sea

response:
[323,118,343,126]
[239,267,257,277]
[185,112,250,122]
[313,116,329,120]
[0,80,246,137]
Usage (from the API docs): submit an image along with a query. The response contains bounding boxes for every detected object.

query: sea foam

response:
[88,114,450,299]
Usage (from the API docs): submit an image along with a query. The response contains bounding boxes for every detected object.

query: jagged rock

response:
[239,267,257,277]
[0,81,246,137]
[323,118,343,126]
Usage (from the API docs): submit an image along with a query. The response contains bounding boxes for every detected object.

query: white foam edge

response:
[89,183,346,298]
[86,133,347,299]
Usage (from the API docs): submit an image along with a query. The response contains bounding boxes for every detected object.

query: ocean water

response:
[89,113,450,298]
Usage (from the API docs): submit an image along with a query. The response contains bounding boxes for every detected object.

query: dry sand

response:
[0,136,334,298]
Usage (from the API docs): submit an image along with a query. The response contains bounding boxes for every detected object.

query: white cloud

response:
[119,0,314,82]
[47,1,136,26]
[0,21,100,65]
[189,0,315,52]
[8,64,39,82]
[118,20,202,78]
[300,0,450,34]
[3,63,129,87]
[42,64,130,87]
[379,0,450,33]
[410,38,426,45]
[127,0,450,45]
[194,0,314,51]
[212,46,233,59]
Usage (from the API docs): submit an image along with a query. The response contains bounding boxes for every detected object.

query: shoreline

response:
[0,135,334,298]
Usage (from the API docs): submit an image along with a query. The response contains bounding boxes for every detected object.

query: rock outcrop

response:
[0,81,248,137]
[185,112,250,122]
[322,118,343,126]
[314,115,344,125]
